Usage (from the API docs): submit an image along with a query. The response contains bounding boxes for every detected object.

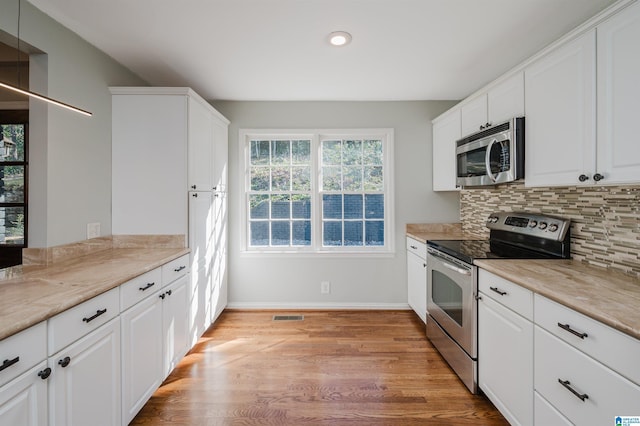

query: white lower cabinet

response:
[49,318,121,426]
[533,392,572,426]
[478,270,533,426]
[406,237,427,323]
[162,275,190,378]
[0,361,49,426]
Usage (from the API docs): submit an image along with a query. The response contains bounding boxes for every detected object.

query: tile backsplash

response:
[460,183,640,278]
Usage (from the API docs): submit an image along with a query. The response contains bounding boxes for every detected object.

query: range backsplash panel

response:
[460,183,640,277]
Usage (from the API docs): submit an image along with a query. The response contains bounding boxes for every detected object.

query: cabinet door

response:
[597,1,640,184]
[120,293,163,425]
[407,251,427,323]
[49,318,121,426]
[524,30,596,187]
[0,362,48,426]
[188,97,214,191]
[211,118,229,323]
[460,95,488,136]
[162,275,190,378]
[487,72,524,125]
[478,294,533,426]
[432,109,461,191]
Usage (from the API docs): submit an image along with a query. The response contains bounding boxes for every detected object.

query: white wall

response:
[212,101,459,308]
[0,0,146,247]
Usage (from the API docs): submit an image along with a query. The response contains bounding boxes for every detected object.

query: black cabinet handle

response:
[490,286,507,296]
[558,323,588,339]
[593,173,604,182]
[83,308,107,323]
[475,295,483,301]
[558,379,588,401]
[58,356,71,368]
[410,245,418,250]
[0,356,19,372]
[191,185,196,189]
[192,193,198,198]
[139,282,155,291]
[159,293,166,299]
[578,174,589,182]
[423,263,427,268]
[38,367,52,380]
[174,265,186,272]
[165,290,172,297]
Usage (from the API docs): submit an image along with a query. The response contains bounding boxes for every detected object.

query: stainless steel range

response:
[426,212,571,394]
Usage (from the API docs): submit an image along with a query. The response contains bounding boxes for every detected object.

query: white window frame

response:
[239,128,395,256]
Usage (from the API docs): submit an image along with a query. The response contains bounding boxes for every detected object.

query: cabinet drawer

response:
[534,392,572,426]
[534,326,640,426]
[406,238,426,260]
[120,268,162,312]
[535,294,640,385]
[478,269,533,321]
[161,254,190,286]
[0,322,46,387]
[48,287,119,356]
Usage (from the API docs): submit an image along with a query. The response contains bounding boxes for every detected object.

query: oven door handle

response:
[442,261,471,276]
[485,138,498,183]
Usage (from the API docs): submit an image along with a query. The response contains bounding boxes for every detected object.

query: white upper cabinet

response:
[432,108,461,191]
[461,72,525,137]
[187,96,215,191]
[524,30,597,187]
[597,1,640,184]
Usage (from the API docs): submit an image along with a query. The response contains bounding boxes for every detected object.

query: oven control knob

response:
[538,222,548,230]
[549,224,559,232]
[529,220,537,228]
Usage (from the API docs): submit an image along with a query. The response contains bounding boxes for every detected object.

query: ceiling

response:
[27,0,616,101]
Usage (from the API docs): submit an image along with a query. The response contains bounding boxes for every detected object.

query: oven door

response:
[456,130,515,187]
[426,248,477,358]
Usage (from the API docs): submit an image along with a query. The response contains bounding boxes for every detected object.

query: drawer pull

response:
[490,286,507,296]
[139,282,156,291]
[165,290,172,296]
[557,323,588,339]
[174,265,186,272]
[38,367,52,380]
[410,245,418,250]
[558,379,589,401]
[159,293,166,300]
[83,308,107,323]
[58,356,71,368]
[0,356,19,372]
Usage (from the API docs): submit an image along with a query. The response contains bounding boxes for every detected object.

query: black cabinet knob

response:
[58,356,71,368]
[593,173,604,182]
[38,367,52,380]
[578,174,589,182]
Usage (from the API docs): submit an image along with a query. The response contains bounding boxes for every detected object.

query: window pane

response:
[250,140,270,165]
[343,194,363,219]
[291,166,310,191]
[251,167,270,191]
[0,206,24,245]
[0,124,25,162]
[271,222,290,246]
[365,194,384,219]
[271,194,290,219]
[249,195,269,219]
[344,221,363,246]
[365,221,384,246]
[322,167,341,191]
[343,166,362,191]
[322,140,342,165]
[292,221,311,246]
[343,140,362,165]
[323,194,342,219]
[292,140,310,164]
[292,195,311,219]
[250,222,269,246]
[271,167,290,191]
[0,166,24,203]
[323,221,342,246]
[272,140,290,164]
[364,140,383,165]
[364,166,383,191]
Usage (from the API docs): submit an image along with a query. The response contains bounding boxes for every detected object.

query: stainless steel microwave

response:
[456,117,524,187]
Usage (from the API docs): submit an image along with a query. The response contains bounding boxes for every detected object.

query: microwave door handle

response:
[485,138,498,182]
[442,261,471,276]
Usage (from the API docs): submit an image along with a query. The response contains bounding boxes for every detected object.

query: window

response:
[0,110,28,268]
[242,129,393,253]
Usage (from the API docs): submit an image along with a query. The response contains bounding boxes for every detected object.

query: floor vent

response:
[272,315,304,321]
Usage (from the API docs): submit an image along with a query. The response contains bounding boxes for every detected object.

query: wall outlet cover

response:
[321,281,330,294]
[87,222,101,239]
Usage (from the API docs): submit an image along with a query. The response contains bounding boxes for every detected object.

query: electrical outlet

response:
[87,222,101,239]
[321,281,331,294]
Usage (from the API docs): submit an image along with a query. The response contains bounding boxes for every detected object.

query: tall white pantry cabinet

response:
[111,87,230,346]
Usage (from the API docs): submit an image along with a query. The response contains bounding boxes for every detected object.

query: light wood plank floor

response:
[131,310,508,425]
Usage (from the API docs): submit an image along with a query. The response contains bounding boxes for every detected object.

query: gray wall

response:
[212,101,459,308]
[0,0,146,247]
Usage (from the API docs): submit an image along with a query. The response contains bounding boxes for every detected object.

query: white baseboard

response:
[225,302,411,310]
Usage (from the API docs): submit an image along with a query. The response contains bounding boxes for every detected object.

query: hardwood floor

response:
[131,310,508,425]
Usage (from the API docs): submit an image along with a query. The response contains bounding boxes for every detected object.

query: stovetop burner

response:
[426,238,562,265]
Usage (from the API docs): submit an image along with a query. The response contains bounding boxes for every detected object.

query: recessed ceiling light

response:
[328,31,352,47]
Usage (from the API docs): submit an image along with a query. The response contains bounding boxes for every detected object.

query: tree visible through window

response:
[243,130,393,252]
[0,110,28,268]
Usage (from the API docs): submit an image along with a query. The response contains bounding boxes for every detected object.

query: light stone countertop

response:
[474,259,640,341]
[405,223,481,243]
[0,247,190,341]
